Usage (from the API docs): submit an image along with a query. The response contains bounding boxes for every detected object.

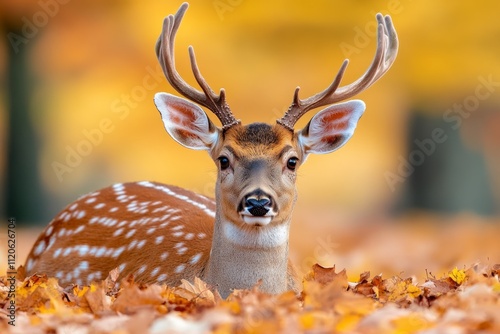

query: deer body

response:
[25,3,398,298]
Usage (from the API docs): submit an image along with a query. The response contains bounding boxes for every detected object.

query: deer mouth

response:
[240,213,273,226]
[238,192,276,226]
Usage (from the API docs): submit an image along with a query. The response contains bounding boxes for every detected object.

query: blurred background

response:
[0,0,499,278]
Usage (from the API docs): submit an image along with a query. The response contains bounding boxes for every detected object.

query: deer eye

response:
[218,156,230,170]
[286,157,298,171]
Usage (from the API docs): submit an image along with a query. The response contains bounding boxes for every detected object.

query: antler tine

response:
[277,13,398,131]
[156,3,240,130]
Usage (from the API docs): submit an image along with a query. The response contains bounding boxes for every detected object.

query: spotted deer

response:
[25,3,398,298]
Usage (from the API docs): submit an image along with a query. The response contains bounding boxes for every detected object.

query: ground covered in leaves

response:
[1,263,500,333]
[1,213,500,333]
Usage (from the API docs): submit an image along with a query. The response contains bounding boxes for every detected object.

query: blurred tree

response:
[397,110,496,216]
[1,4,49,223]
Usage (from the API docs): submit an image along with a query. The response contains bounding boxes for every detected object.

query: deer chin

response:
[241,215,272,226]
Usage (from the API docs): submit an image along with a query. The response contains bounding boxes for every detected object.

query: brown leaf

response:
[353,272,378,297]
[177,277,217,304]
[112,281,165,314]
[84,283,112,315]
[304,264,348,288]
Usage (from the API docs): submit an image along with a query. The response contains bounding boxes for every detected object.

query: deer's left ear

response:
[297,100,365,155]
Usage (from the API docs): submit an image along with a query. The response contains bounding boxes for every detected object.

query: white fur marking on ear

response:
[153,92,219,150]
[299,100,365,155]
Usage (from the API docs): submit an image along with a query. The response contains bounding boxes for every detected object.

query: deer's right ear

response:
[154,93,220,150]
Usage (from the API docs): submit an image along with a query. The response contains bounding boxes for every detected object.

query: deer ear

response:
[154,93,220,150]
[297,100,365,155]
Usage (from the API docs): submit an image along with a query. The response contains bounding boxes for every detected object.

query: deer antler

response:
[277,13,398,131]
[155,3,240,130]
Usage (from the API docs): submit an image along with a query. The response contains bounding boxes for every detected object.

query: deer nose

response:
[244,195,272,217]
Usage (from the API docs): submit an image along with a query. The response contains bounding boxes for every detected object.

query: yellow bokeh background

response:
[3,0,499,217]
[1,0,500,279]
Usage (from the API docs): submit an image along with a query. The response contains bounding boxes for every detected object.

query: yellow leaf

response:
[299,312,315,330]
[406,284,422,298]
[221,300,241,314]
[73,285,89,298]
[449,268,466,285]
[391,314,432,333]
[336,313,362,332]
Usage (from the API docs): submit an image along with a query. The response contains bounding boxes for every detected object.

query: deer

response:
[25,3,398,298]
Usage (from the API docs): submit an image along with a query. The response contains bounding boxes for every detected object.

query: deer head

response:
[154,3,397,237]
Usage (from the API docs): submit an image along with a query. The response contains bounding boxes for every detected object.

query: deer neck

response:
[204,214,291,298]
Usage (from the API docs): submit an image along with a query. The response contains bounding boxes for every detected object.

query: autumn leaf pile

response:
[0,262,499,333]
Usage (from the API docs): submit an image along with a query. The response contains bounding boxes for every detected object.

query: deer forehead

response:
[220,123,298,158]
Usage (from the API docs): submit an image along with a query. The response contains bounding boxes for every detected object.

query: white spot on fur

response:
[128,240,138,250]
[26,258,35,272]
[155,236,164,245]
[147,228,156,235]
[58,228,66,237]
[137,240,146,249]
[62,247,72,257]
[95,247,107,257]
[94,203,106,209]
[157,274,168,282]
[89,246,98,256]
[125,229,136,238]
[197,233,207,239]
[137,265,147,275]
[189,253,202,265]
[117,220,128,227]
[113,228,124,237]
[174,264,186,273]
[87,273,96,282]
[112,246,125,258]
[58,212,68,221]
[172,231,184,237]
[118,263,126,272]
[46,235,57,251]
[85,197,96,204]
[150,267,160,277]
[77,245,90,256]
[184,233,194,240]
[69,203,78,211]
[79,261,89,271]
[75,210,86,219]
[160,252,169,261]
[74,225,85,234]
[117,195,128,202]
[33,241,46,256]
[45,225,54,236]
[53,248,62,258]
